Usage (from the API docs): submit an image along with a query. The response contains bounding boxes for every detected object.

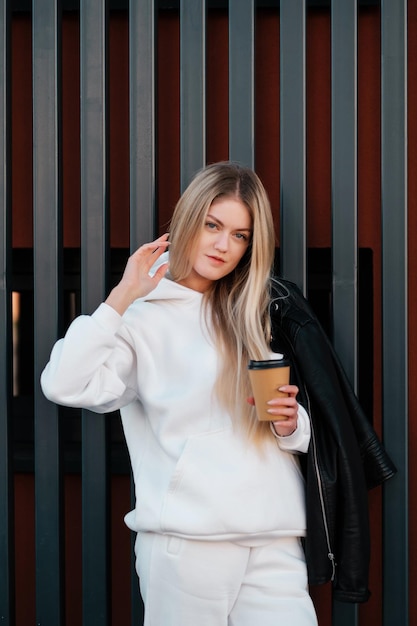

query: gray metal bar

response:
[228,0,255,168]
[0,1,14,624]
[330,1,359,622]
[32,1,64,624]
[80,0,110,623]
[129,0,157,249]
[381,1,408,625]
[180,0,206,191]
[331,0,358,384]
[279,0,307,291]
[129,2,156,621]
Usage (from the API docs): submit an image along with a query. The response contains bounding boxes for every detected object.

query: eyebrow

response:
[206,213,253,232]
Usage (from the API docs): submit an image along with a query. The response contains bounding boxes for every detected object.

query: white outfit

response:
[41,253,317,624]
[135,533,317,626]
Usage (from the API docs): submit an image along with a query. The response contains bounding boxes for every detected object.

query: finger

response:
[132,238,170,271]
[150,233,170,245]
[267,407,293,417]
[278,384,298,396]
[153,262,170,282]
[266,402,298,417]
[133,234,170,256]
[277,384,293,391]
[147,243,170,263]
[267,397,298,408]
[151,233,170,253]
[273,419,295,429]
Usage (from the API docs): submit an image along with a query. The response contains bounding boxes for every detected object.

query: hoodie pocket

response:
[160,427,306,538]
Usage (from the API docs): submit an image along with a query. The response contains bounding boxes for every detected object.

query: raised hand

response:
[105,234,170,315]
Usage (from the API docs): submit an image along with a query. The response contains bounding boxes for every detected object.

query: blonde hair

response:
[169,162,276,444]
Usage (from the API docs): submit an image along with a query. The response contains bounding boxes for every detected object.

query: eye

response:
[234,232,249,242]
[205,221,218,230]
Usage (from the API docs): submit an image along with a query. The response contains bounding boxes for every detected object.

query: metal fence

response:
[0,0,408,624]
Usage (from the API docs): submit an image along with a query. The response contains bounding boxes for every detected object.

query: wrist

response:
[270,422,297,438]
[278,428,297,437]
[105,284,135,316]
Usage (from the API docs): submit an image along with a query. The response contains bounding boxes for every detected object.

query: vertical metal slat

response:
[129,0,157,249]
[80,0,110,623]
[180,0,206,191]
[279,0,307,291]
[331,0,358,384]
[330,1,359,622]
[228,0,255,168]
[381,1,408,624]
[33,0,64,624]
[0,0,14,623]
[129,2,156,622]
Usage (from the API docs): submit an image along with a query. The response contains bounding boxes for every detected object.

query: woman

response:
[41,161,318,624]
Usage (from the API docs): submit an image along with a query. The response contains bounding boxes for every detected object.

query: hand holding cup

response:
[248,358,291,421]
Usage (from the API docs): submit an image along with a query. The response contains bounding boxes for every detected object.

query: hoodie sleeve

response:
[40,303,138,413]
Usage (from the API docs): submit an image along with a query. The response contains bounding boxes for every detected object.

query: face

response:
[179,196,253,293]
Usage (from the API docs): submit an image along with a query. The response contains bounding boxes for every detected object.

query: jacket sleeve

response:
[41,303,138,413]
[322,339,397,489]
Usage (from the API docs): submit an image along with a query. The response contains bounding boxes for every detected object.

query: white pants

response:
[135,533,318,626]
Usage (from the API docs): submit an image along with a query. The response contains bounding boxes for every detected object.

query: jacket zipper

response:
[303,382,337,581]
[270,305,336,581]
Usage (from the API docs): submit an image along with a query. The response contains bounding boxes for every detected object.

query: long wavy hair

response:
[169,162,276,444]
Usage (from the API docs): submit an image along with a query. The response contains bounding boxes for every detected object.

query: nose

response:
[213,232,228,252]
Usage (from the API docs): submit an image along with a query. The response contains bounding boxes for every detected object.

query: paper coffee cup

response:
[248,358,291,421]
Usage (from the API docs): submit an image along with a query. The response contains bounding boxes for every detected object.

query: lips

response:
[207,255,226,264]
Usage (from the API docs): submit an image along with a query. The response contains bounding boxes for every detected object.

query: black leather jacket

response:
[269,278,396,603]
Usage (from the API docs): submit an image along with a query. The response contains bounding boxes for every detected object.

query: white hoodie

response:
[41,256,310,543]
